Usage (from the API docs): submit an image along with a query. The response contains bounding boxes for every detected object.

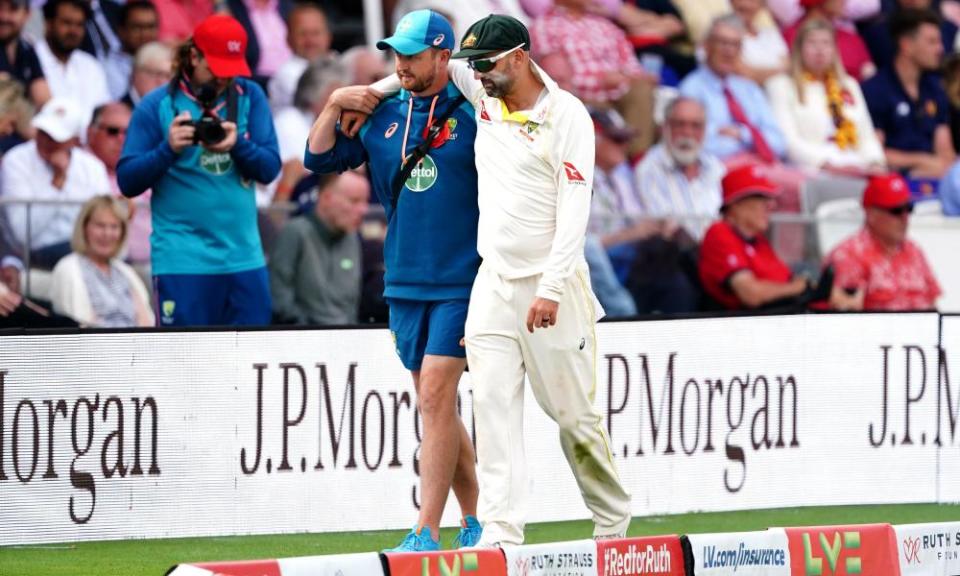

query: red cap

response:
[721,164,779,208]
[800,0,827,7]
[863,173,911,209]
[193,14,251,78]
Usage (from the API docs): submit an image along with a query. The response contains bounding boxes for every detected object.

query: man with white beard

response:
[588,106,703,314]
[635,96,724,240]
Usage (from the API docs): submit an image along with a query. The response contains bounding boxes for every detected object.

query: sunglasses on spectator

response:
[467,43,525,73]
[882,204,913,216]
[97,125,127,137]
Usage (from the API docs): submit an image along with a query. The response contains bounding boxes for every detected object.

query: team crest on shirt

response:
[161,300,176,324]
[446,118,459,141]
[926,100,937,116]
[385,122,399,138]
[517,120,540,142]
[562,161,586,184]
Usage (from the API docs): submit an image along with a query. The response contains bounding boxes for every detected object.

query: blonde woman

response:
[766,18,885,173]
[50,196,154,327]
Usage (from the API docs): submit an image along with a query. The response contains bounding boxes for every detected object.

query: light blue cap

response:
[376,10,455,55]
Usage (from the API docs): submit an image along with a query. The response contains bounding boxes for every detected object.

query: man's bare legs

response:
[411,354,479,539]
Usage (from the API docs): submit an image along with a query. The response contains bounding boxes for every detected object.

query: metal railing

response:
[1,197,958,310]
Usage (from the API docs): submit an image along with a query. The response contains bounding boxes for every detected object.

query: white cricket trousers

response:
[464,262,632,546]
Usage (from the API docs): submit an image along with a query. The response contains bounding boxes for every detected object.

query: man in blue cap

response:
[305,10,482,552]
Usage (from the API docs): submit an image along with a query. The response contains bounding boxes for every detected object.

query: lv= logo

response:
[803,531,862,575]
[420,552,479,576]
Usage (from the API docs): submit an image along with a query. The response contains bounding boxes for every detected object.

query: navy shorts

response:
[387,298,468,371]
[154,267,272,327]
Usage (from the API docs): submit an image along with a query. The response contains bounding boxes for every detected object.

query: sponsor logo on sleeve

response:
[562,161,586,184]
[479,100,492,122]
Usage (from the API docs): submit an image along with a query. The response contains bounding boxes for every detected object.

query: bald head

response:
[316,171,370,234]
[287,4,331,60]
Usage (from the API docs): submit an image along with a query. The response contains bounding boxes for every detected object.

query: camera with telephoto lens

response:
[188,83,227,145]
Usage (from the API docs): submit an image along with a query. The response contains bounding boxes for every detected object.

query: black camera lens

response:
[193,116,226,145]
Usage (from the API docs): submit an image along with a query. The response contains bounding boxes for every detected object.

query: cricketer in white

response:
[446,29,632,546]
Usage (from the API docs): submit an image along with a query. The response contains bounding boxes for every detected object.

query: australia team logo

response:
[405,154,438,192]
[161,300,176,325]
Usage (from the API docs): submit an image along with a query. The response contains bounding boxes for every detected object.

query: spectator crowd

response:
[0,0,956,328]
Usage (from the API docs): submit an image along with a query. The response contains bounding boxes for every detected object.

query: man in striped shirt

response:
[635,96,724,241]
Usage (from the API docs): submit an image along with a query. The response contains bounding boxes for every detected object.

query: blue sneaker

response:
[385,525,440,552]
[454,515,483,548]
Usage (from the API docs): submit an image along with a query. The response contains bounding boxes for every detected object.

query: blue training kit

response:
[305,81,480,368]
[117,78,280,326]
[304,81,480,302]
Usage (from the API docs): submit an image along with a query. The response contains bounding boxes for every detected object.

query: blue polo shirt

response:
[861,66,948,155]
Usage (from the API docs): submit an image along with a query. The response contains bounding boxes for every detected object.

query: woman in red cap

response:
[699,164,811,309]
[783,0,876,80]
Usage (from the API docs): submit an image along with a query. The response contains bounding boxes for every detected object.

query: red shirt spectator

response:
[528,4,644,103]
[699,164,807,309]
[153,0,213,43]
[825,174,942,310]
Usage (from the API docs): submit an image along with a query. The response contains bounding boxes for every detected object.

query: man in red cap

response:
[116,14,281,326]
[823,173,941,310]
[699,164,811,309]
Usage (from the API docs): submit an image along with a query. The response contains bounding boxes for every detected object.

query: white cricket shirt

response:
[448,60,595,301]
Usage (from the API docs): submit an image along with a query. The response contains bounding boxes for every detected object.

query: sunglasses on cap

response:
[467,43,525,73]
[882,203,914,216]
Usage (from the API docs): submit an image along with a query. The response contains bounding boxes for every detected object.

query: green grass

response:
[2,504,958,576]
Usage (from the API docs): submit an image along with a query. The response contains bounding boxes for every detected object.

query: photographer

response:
[117,14,280,326]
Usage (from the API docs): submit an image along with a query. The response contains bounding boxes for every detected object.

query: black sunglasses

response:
[467,44,524,73]
[98,125,127,137]
[883,204,914,216]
